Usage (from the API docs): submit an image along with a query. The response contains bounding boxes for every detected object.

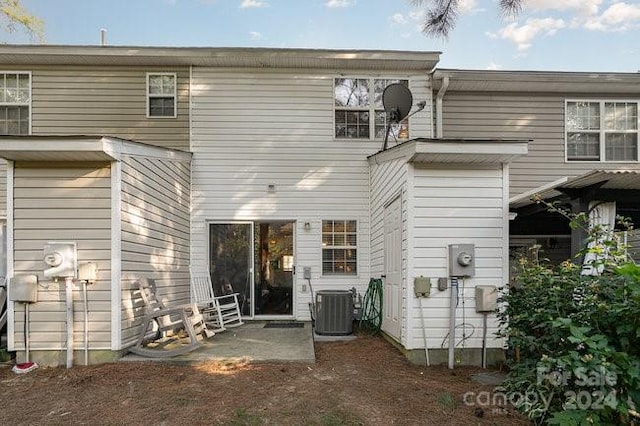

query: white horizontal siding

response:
[11,163,112,351]
[370,158,408,279]
[0,160,6,217]
[442,92,640,197]
[26,66,190,150]
[119,155,191,347]
[406,164,506,350]
[191,69,433,320]
[369,157,408,342]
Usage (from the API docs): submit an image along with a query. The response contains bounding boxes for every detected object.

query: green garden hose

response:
[359,278,383,334]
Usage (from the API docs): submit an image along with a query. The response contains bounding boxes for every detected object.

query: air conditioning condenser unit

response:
[314,290,354,335]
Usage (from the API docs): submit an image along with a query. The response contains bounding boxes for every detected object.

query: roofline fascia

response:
[0,44,441,67]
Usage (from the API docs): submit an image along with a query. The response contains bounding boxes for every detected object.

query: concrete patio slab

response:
[120,321,316,364]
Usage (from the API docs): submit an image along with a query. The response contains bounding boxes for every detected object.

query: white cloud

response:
[249,31,263,40]
[389,9,425,33]
[390,13,407,25]
[486,61,503,70]
[527,0,602,16]
[458,0,483,15]
[408,10,425,21]
[583,2,640,31]
[488,18,565,51]
[240,0,267,8]
[325,0,354,8]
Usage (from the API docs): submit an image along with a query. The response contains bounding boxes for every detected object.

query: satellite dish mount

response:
[381,83,427,151]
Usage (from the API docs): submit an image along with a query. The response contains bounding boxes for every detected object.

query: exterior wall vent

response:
[314,290,354,335]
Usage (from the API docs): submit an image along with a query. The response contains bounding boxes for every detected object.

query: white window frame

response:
[321,219,358,276]
[146,72,177,118]
[333,76,410,141]
[565,99,640,163]
[0,71,32,135]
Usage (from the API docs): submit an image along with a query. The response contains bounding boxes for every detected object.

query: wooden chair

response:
[129,277,214,358]
[190,269,243,333]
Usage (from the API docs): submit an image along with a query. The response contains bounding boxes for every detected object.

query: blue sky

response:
[6,0,640,72]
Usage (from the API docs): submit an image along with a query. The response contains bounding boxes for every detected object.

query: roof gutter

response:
[435,75,450,138]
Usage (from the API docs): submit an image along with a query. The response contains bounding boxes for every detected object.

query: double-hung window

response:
[0,72,30,135]
[334,78,409,140]
[566,100,639,161]
[322,220,357,275]
[147,73,176,118]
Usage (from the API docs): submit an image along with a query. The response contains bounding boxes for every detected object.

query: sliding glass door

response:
[209,223,253,316]
[209,221,294,318]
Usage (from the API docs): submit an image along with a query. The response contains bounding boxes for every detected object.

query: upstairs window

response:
[566,100,639,162]
[322,220,357,275]
[147,73,176,118]
[334,78,409,140]
[0,72,30,135]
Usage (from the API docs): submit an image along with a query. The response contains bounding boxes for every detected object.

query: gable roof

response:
[0,45,441,72]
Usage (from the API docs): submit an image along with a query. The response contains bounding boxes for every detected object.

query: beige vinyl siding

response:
[10,65,189,150]
[12,162,112,350]
[0,159,6,217]
[119,155,191,347]
[191,69,433,320]
[441,92,640,197]
[407,164,505,350]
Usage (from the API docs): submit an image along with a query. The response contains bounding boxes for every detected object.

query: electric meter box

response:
[475,285,498,313]
[43,242,77,279]
[448,244,475,277]
[9,274,38,303]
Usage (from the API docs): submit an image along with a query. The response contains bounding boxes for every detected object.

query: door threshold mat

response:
[264,322,305,329]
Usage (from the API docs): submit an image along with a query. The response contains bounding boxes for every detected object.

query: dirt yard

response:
[0,335,528,425]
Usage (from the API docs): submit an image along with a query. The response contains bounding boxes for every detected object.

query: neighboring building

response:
[433,69,640,264]
[0,46,530,367]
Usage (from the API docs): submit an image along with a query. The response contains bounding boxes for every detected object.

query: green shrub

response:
[497,207,640,425]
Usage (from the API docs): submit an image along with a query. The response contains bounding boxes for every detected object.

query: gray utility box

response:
[9,274,38,303]
[315,290,354,335]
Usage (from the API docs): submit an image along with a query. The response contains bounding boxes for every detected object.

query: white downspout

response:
[435,75,450,138]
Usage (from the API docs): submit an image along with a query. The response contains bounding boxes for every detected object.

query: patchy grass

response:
[0,335,527,425]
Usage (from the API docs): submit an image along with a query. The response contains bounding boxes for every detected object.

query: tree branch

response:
[412,0,525,38]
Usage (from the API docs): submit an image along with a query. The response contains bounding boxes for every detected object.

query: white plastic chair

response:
[190,269,243,333]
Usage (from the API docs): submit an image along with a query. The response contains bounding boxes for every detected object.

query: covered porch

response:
[509,170,640,266]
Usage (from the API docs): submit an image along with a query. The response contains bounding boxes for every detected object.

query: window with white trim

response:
[147,73,176,118]
[334,78,409,140]
[322,220,357,275]
[0,72,30,135]
[566,100,639,161]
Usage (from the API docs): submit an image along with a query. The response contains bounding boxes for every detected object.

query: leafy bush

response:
[497,208,640,425]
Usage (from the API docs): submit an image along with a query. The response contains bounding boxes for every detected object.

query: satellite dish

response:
[382,83,413,123]
[382,83,413,150]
